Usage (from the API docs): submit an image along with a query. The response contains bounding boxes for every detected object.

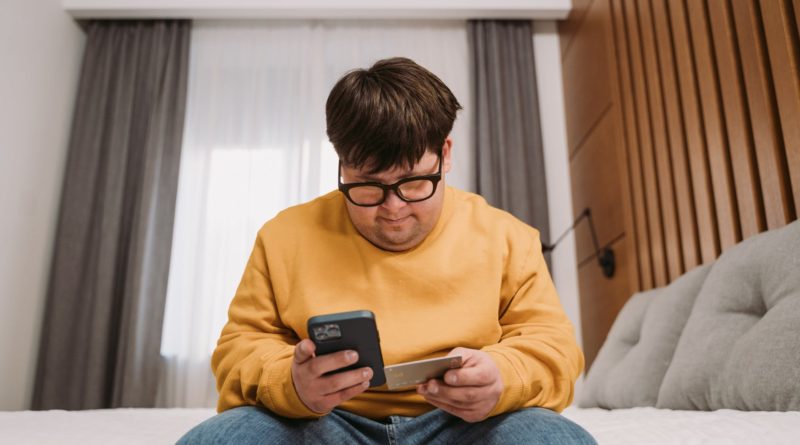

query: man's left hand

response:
[417,347,503,423]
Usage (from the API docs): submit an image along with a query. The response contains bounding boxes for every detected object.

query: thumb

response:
[448,347,479,366]
[294,339,316,364]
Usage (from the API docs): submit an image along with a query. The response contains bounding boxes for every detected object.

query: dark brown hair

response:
[325,57,462,173]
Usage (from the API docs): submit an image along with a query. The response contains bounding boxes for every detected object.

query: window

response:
[157,20,472,407]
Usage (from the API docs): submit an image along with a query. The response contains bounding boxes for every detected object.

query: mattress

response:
[0,408,213,445]
[562,406,800,444]
[1,406,799,444]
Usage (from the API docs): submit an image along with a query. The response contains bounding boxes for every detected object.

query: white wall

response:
[533,21,584,399]
[0,0,85,410]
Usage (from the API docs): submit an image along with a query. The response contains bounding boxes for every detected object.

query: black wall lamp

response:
[541,208,616,278]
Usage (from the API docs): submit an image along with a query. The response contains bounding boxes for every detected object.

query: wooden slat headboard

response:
[559,0,799,369]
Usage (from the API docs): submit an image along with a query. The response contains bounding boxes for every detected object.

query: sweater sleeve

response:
[211,230,320,418]
[481,229,584,415]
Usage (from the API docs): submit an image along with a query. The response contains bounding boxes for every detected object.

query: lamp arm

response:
[541,208,615,278]
[541,208,590,253]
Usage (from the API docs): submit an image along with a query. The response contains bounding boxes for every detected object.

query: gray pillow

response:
[580,264,711,408]
[657,220,800,411]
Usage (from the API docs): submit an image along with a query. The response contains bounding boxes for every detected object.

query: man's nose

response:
[381,189,407,211]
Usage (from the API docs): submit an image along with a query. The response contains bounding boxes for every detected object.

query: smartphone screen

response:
[307,310,386,387]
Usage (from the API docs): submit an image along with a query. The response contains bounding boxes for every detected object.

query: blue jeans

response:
[177,406,596,444]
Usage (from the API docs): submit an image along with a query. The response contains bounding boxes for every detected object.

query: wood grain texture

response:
[578,235,631,370]
[667,0,720,264]
[605,0,642,294]
[562,0,614,158]
[732,0,794,228]
[686,0,742,250]
[569,111,625,263]
[760,0,800,216]
[638,0,684,281]
[708,0,766,241]
[652,0,700,271]
[611,0,650,290]
[794,0,800,35]
[635,0,683,280]
[624,0,668,287]
[559,0,800,370]
[560,0,593,56]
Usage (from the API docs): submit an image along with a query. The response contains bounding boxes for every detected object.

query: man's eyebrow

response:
[356,168,415,182]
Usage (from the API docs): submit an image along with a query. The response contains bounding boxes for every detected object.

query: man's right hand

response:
[291,339,373,414]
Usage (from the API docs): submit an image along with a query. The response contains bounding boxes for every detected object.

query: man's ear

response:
[442,137,453,174]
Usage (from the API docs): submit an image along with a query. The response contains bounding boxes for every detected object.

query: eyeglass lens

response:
[348,179,435,205]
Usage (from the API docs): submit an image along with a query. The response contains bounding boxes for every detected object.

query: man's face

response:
[340,138,453,252]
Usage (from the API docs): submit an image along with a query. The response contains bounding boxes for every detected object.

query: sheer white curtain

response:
[157,20,473,408]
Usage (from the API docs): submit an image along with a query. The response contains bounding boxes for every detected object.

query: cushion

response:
[579,264,711,408]
[657,220,800,411]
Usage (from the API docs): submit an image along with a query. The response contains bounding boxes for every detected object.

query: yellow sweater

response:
[212,186,584,419]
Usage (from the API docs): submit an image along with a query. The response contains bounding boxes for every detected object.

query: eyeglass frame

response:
[337,153,443,207]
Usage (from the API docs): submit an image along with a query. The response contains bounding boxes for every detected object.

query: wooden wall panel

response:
[760,0,800,215]
[638,0,685,281]
[577,236,631,369]
[560,0,800,371]
[794,0,800,35]
[686,0,742,250]
[570,112,626,263]
[562,0,614,157]
[611,0,651,289]
[606,3,643,297]
[667,0,720,264]
[652,0,700,271]
[708,0,766,240]
[623,0,669,287]
[559,0,593,56]
[561,0,634,369]
[732,0,796,228]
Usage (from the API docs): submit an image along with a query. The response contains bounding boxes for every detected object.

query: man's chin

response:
[373,228,422,251]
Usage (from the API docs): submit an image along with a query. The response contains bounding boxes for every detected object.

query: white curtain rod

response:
[63,0,572,20]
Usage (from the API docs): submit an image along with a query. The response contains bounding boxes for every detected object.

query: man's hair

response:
[326,57,462,174]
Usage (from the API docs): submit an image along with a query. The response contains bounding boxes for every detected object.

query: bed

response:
[2,406,800,444]
[3,222,797,444]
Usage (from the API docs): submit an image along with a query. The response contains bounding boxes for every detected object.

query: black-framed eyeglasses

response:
[338,154,443,207]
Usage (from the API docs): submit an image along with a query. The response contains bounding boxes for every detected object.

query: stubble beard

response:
[371,219,423,251]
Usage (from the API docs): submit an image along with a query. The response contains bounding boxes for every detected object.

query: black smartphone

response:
[307,310,386,387]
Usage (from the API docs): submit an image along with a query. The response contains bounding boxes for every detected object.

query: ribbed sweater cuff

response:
[259,355,323,419]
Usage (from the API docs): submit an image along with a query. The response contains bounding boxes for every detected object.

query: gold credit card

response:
[384,355,463,390]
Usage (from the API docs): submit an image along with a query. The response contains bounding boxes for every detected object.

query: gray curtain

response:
[469,20,550,246]
[32,20,191,410]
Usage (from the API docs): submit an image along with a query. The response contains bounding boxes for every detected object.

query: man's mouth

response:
[379,215,411,225]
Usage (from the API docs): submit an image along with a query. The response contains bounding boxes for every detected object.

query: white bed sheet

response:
[0,408,214,445]
[1,406,799,444]
[562,406,800,444]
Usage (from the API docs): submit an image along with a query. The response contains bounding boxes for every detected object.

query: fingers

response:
[292,344,372,414]
[319,367,373,396]
[448,347,479,365]
[294,341,362,376]
[418,379,485,409]
[416,349,503,421]
[448,347,470,358]
[442,366,494,387]
[317,379,371,411]
[308,350,359,376]
[296,366,372,414]
[293,339,316,364]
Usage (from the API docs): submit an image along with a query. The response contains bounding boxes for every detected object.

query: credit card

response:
[384,355,463,390]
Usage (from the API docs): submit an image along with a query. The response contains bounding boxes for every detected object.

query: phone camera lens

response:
[313,323,342,341]
[326,325,341,338]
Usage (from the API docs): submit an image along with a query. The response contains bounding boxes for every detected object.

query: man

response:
[179,57,595,444]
